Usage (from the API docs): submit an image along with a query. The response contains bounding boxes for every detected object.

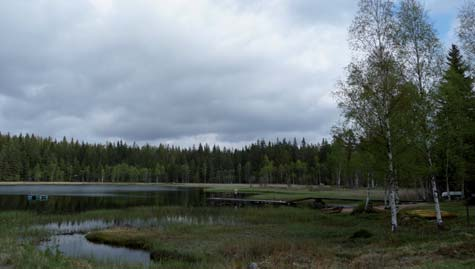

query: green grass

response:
[85,227,159,249]
[1,201,474,268]
[201,184,421,202]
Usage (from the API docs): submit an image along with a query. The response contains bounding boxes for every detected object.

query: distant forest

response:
[0,133,335,186]
[0,113,473,202]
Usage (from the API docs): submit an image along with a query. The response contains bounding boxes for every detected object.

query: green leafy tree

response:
[259,155,273,186]
[338,0,416,231]
[397,0,444,227]
[458,0,475,69]
[328,138,346,187]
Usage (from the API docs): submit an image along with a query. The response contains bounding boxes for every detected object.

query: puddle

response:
[39,234,151,266]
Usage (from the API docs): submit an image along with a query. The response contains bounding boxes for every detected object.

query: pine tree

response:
[435,45,475,196]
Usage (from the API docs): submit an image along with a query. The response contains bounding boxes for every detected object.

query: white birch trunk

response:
[389,183,398,232]
[385,117,398,232]
[427,143,443,227]
[431,174,443,227]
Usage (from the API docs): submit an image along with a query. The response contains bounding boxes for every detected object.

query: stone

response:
[248,262,258,269]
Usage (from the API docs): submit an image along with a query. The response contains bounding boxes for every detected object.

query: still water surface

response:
[38,215,239,234]
[2,184,212,266]
[0,184,205,213]
[39,234,152,266]
[36,215,239,267]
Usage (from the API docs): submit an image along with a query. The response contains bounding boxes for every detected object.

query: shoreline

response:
[0,181,325,189]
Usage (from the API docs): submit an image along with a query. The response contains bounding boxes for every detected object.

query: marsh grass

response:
[85,227,157,249]
[203,184,421,201]
[0,198,474,268]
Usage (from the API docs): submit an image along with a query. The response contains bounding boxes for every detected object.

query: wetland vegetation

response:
[0,183,473,268]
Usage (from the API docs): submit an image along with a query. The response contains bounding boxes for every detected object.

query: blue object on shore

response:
[27,194,49,201]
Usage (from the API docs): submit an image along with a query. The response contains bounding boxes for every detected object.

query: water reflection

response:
[39,234,151,266]
[37,215,239,266]
[37,215,239,234]
[0,184,205,213]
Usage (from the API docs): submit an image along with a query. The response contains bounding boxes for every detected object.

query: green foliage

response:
[337,0,475,202]
[435,45,475,186]
[0,133,340,185]
[351,201,376,215]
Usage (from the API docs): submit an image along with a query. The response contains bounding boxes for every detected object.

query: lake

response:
[39,233,153,266]
[0,184,205,213]
[0,184,211,266]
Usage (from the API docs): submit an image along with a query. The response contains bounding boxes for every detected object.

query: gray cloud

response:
[5,0,448,147]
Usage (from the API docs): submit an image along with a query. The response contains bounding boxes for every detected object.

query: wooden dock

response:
[207,197,296,207]
[207,196,425,208]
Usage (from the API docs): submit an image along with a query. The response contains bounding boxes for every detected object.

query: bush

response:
[351,201,375,215]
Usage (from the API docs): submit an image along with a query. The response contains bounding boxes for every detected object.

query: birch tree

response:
[397,0,444,227]
[458,0,475,69]
[338,0,403,232]
[328,137,346,187]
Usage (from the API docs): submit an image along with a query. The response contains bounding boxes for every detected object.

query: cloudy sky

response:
[0,0,463,147]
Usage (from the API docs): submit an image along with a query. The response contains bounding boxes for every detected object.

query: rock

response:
[248,262,258,269]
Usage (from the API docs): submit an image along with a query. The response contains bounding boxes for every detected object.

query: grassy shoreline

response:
[0,203,473,268]
[0,182,472,268]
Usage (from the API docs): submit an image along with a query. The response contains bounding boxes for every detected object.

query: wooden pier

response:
[207,197,296,207]
[207,196,425,208]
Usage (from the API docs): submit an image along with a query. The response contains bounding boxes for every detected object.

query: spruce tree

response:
[435,45,475,195]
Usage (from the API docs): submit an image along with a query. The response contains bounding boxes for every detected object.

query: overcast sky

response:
[0,0,463,148]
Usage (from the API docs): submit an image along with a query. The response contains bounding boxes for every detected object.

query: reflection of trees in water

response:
[0,190,205,213]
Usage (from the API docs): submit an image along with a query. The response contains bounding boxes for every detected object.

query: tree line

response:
[0,133,341,186]
[336,0,475,230]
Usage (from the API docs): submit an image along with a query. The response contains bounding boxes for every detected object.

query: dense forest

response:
[0,133,336,186]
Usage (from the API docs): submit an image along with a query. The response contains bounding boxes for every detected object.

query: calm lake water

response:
[0,184,205,213]
[37,215,240,234]
[35,215,239,267]
[39,234,152,266]
[2,184,212,266]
